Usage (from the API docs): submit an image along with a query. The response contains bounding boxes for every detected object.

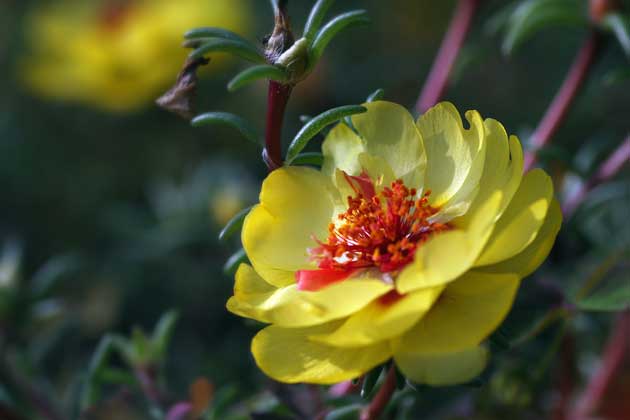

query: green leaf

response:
[502,0,586,56]
[324,404,363,420]
[290,152,324,166]
[366,88,385,103]
[227,65,288,92]
[361,367,381,399]
[191,112,260,145]
[81,334,129,411]
[223,248,247,275]
[604,66,630,85]
[184,27,250,44]
[309,10,371,68]
[218,206,253,242]
[603,13,630,58]
[131,327,151,365]
[151,310,179,360]
[189,38,265,63]
[285,105,367,164]
[573,251,630,312]
[30,254,80,299]
[303,0,337,40]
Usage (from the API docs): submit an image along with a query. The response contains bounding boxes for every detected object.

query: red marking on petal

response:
[343,171,376,199]
[296,268,355,291]
[378,290,405,306]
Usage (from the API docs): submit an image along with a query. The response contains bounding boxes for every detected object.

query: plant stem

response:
[415,0,480,115]
[360,365,397,420]
[0,357,65,420]
[562,135,630,216]
[524,30,603,171]
[571,310,630,419]
[264,81,292,170]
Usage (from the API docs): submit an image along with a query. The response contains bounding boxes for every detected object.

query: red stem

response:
[360,366,397,420]
[264,81,292,170]
[571,310,630,419]
[524,30,603,171]
[562,135,630,216]
[415,0,480,115]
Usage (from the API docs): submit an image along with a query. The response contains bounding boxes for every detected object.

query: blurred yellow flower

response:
[227,101,562,386]
[20,0,250,112]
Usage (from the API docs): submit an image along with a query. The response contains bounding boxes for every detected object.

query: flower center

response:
[296,172,450,291]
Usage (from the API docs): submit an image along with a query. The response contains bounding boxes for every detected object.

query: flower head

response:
[19,0,250,112]
[228,102,562,385]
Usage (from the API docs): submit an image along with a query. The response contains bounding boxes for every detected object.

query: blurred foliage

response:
[0,0,628,419]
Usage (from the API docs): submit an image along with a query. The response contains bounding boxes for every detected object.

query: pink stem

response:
[360,366,397,420]
[264,81,292,170]
[562,135,630,216]
[571,310,630,419]
[415,0,480,114]
[524,30,603,171]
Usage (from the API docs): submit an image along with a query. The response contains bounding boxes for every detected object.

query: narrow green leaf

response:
[502,0,586,56]
[30,254,80,299]
[98,368,137,387]
[604,66,630,85]
[223,248,247,275]
[604,13,630,58]
[285,105,367,164]
[324,404,363,420]
[361,366,382,399]
[131,327,151,364]
[395,367,406,390]
[228,65,288,92]
[81,334,128,411]
[366,88,385,102]
[219,206,253,242]
[191,112,260,145]
[303,0,337,40]
[309,10,371,67]
[151,310,179,360]
[291,152,324,166]
[184,27,250,44]
[189,38,265,63]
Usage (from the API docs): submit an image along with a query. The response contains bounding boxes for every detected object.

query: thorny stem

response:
[415,0,480,115]
[360,365,397,420]
[562,135,630,216]
[571,310,630,419]
[524,30,603,171]
[264,81,292,170]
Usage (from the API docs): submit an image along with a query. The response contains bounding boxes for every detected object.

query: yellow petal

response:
[393,271,520,353]
[227,265,393,327]
[321,122,365,182]
[479,198,562,278]
[394,345,488,386]
[311,286,444,347]
[252,323,391,384]
[458,120,524,226]
[396,191,502,293]
[417,103,485,209]
[351,101,426,188]
[242,167,337,287]
[475,169,553,266]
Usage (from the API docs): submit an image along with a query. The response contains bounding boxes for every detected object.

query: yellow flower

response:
[227,102,562,386]
[19,0,250,112]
